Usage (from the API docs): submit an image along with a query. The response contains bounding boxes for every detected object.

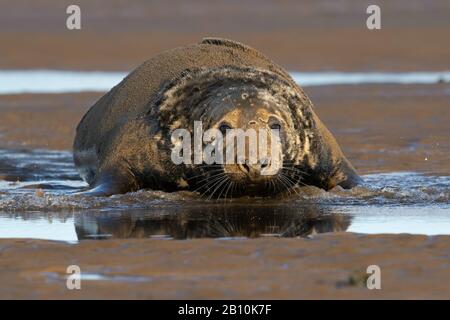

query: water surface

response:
[0,148,448,241]
[1,70,449,94]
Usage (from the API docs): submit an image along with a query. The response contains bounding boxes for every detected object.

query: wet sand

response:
[1,234,449,299]
[1,0,450,72]
[0,92,100,150]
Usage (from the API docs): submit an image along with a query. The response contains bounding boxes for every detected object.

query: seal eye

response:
[219,124,232,134]
[270,123,281,131]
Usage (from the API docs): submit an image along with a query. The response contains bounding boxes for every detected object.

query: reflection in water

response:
[2,149,448,240]
[74,205,351,240]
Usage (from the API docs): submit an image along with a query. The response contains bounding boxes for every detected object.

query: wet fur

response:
[74,38,361,196]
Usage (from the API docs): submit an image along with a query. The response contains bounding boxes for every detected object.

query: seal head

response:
[153,66,319,198]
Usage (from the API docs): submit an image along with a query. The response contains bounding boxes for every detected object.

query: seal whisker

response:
[186,168,224,181]
[198,173,229,197]
[192,171,227,187]
[280,173,300,196]
[216,177,232,200]
[277,175,293,197]
[282,167,310,188]
[193,173,228,194]
[223,180,234,202]
[279,174,298,195]
[207,176,230,200]
[269,180,276,193]
[281,165,310,176]
[273,176,288,197]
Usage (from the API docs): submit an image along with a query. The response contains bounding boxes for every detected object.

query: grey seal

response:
[73,38,361,197]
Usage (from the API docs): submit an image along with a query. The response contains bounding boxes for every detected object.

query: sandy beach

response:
[1,0,450,72]
[0,0,449,300]
[1,233,449,299]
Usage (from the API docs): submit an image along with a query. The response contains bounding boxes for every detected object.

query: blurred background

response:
[1,0,450,71]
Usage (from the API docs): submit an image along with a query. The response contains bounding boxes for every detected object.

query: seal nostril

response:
[260,158,270,169]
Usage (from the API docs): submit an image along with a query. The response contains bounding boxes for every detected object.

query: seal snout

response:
[238,158,271,181]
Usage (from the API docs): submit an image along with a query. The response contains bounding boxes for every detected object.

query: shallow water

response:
[1,70,449,94]
[0,148,449,241]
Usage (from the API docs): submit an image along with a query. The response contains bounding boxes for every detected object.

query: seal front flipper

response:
[74,167,139,197]
[73,183,121,197]
[303,114,363,191]
[302,158,362,192]
[329,158,363,190]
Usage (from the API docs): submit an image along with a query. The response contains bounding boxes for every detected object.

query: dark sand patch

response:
[0,92,101,150]
[0,233,448,299]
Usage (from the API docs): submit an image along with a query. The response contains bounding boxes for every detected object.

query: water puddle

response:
[0,70,449,94]
[44,271,152,283]
[0,148,449,241]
